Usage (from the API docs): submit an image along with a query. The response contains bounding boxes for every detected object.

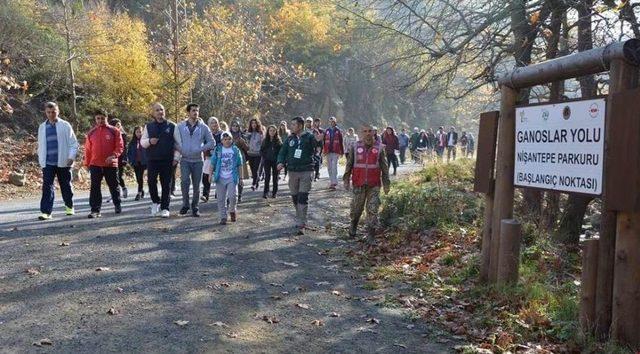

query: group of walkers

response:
[404,126,475,164]
[35,101,420,243]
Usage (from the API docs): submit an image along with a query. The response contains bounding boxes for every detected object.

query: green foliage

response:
[380,159,480,232]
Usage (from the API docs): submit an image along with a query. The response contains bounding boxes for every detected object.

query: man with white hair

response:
[322,116,344,190]
[37,101,78,220]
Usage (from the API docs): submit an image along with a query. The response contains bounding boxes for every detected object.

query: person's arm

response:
[173,124,182,162]
[67,123,79,164]
[343,146,355,187]
[83,134,91,167]
[380,149,390,192]
[201,126,215,151]
[114,130,124,158]
[277,138,289,166]
[236,147,244,178]
[141,125,151,148]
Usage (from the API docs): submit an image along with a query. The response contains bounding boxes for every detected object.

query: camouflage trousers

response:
[350,185,381,235]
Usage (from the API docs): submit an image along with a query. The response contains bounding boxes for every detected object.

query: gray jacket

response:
[176,119,215,162]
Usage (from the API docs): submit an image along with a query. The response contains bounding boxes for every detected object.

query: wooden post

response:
[489,86,518,283]
[600,58,639,341]
[480,194,493,283]
[580,238,599,333]
[496,219,522,284]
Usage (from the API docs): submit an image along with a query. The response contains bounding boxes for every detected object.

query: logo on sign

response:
[542,109,549,121]
[520,110,526,123]
[563,106,572,120]
[589,103,599,118]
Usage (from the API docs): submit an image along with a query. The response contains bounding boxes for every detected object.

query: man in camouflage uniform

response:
[343,124,390,244]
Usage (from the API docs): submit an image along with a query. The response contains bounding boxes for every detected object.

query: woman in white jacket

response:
[36,102,79,220]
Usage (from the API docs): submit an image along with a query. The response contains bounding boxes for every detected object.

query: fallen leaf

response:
[262,315,279,324]
[315,281,331,286]
[95,267,111,272]
[311,319,324,326]
[331,290,341,296]
[226,332,238,338]
[32,338,53,347]
[366,317,380,324]
[107,308,118,315]
[329,312,341,317]
[282,261,299,267]
[211,321,228,328]
[174,320,189,327]
[269,283,284,287]
[115,287,124,293]
[270,295,282,300]
[393,343,407,349]
[25,268,40,276]
[219,282,231,287]
[296,303,311,310]
[59,242,70,247]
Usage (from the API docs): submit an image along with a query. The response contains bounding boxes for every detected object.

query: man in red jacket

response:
[84,109,124,218]
[323,116,344,190]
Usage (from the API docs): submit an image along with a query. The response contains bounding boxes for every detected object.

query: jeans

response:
[89,166,121,212]
[40,165,73,215]
[180,160,203,210]
[447,146,456,162]
[216,177,237,219]
[399,147,407,164]
[247,155,261,188]
[263,159,279,196]
[148,160,173,210]
[202,173,212,199]
[133,163,146,193]
[386,151,398,174]
[326,153,340,185]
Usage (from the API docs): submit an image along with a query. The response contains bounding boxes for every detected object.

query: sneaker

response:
[159,209,170,218]
[65,206,75,216]
[38,213,52,220]
[114,205,122,214]
[122,187,128,199]
[329,184,337,191]
[220,218,228,225]
[88,212,101,219]
[179,206,189,215]
[135,192,142,201]
[200,195,208,203]
[151,203,160,216]
[192,208,200,217]
[296,224,305,235]
[230,212,237,222]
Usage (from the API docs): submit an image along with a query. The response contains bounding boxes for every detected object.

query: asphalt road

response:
[0,163,454,353]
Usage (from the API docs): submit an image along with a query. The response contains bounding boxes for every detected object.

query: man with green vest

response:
[277,116,323,235]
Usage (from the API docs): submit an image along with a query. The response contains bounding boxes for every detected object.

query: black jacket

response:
[260,137,283,162]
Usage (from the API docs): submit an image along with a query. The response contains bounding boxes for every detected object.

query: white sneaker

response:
[151,203,160,216]
[159,209,170,218]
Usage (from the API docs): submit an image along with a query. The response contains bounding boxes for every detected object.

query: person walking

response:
[202,117,223,203]
[459,132,469,157]
[210,131,243,225]
[277,116,323,235]
[230,120,249,203]
[446,126,458,162]
[85,109,124,218]
[323,116,344,190]
[466,132,475,157]
[246,117,265,191]
[141,103,180,218]
[176,103,215,217]
[127,126,147,201]
[260,125,283,199]
[37,102,78,220]
[279,121,290,180]
[398,128,410,164]
[343,127,358,162]
[382,126,399,175]
[435,127,446,160]
[343,124,390,244]
[109,118,129,199]
[310,117,324,181]
[409,127,421,164]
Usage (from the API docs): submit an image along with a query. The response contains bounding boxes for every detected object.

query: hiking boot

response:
[297,224,306,236]
[38,213,52,221]
[65,206,75,216]
[114,205,122,214]
[220,218,228,225]
[192,208,200,217]
[122,187,128,199]
[230,212,237,222]
[263,193,268,199]
[179,206,189,215]
[135,192,142,201]
[88,212,101,219]
[349,221,358,238]
[200,195,208,203]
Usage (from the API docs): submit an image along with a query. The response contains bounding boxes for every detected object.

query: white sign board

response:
[514,98,605,195]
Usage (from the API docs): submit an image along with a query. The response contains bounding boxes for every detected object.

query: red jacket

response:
[84,124,124,167]
[382,132,399,154]
[352,141,382,187]
[323,127,344,155]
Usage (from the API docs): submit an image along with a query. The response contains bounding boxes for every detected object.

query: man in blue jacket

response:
[175,103,215,217]
[141,103,181,218]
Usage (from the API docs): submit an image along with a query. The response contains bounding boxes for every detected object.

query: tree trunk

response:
[555,194,592,245]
